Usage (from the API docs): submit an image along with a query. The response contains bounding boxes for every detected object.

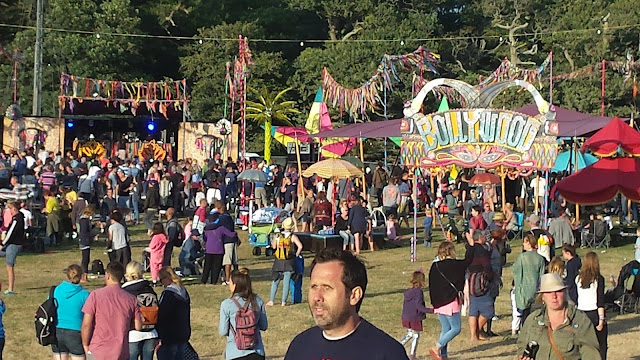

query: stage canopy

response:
[515,103,625,137]
[581,117,640,157]
[310,119,402,139]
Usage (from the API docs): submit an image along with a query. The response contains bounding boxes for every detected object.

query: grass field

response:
[4,220,640,360]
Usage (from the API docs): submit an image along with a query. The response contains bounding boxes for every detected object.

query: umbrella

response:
[237,169,268,183]
[551,151,599,173]
[341,156,363,168]
[302,159,363,179]
[270,126,312,145]
[553,156,640,204]
[581,117,640,156]
[469,173,501,185]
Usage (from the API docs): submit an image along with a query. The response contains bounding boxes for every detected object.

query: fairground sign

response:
[401,79,558,169]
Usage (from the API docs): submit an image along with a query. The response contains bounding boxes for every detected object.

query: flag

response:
[305,87,332,134]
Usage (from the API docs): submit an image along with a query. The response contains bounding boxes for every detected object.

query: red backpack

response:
[230,297,258,350]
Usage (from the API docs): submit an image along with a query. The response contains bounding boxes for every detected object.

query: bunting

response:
[321,46,440,117]
[58,74,188,119]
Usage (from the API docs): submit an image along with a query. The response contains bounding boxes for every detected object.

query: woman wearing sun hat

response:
[517,273,601,360]
[267,217,302,306]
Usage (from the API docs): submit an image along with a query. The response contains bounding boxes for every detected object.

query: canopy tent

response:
[515,104,624,137]
[553,157,640,204]
[552,150,599,173]
[580,117,640,157]
[310,119,402,139]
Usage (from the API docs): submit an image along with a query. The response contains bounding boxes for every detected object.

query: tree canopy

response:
[0,0,639,155]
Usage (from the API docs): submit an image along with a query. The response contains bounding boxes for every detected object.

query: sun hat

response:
[493,212,506,221]
[538,273,568,293]
[526,213,540,225]
[282,217,294,230]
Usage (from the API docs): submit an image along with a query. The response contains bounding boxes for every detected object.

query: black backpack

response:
[168,219,185,247]
[35,286,58,346]
[91,259,105,275]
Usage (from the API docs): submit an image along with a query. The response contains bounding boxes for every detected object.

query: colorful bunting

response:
[321,46,440,117]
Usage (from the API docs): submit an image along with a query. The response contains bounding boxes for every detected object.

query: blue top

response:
[635,237,640,262]
[219,295,268,359]
[53,281,90,331]
[0,299,6,338]
[422,216,433,229]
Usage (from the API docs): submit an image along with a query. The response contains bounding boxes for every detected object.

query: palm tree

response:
[246,86,300,162]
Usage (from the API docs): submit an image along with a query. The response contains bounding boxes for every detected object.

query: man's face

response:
[308,261,354,331]
[107,189,113,198]
[471,209,478,217]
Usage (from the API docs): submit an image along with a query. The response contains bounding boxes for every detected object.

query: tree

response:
[246,86,299,162]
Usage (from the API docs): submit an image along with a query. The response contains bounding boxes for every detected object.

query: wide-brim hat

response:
[538,273,568,293]
[493,212,506,221]
[282,217,294,229]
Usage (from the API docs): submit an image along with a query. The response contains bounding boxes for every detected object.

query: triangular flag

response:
[306,87,327,134]
[437,97,450,112]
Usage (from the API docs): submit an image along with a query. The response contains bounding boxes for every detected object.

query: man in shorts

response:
[285,248,408,360]
[81,262,142,359]
[213,200,239,284]
[1,201,24,295]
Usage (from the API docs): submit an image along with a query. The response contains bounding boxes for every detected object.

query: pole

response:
[430,172,437,227]
[32,0,44,116]
[549,51,553,104]
[501,166,506,210]
[295,135,303,205]
[359,135,366,199]
[12,51,18,103]
[411,167,418,263]
[543,171,549,229]
[181,100,188,159]
[601,59,606,117]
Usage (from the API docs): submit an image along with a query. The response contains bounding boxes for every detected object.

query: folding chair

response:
[616,271,640,315]
[595,233,611,249]
[506,212,524,241]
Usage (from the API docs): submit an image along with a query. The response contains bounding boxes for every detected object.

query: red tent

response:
[553,157,640,204]
[580,117,640,157]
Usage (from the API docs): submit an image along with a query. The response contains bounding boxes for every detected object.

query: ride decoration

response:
[77,140,107,158]
[321,46,439,117]
[59,74,188,118]
[138,140,166,161]
[4,104,21,120]
[401,79,558,170]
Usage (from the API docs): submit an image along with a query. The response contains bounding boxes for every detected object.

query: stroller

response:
[605,260,640,314]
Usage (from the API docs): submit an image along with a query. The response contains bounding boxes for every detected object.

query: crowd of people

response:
[0,145,630,360]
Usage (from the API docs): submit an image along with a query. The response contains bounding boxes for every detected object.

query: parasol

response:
[551,150,599,173]
[237,169,268,183]
[553,156,640,204]
[581,117,640,157]
[469,173,501,185]
[302,158,363,179]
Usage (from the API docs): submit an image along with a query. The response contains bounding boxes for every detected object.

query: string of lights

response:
[0,22,639,44]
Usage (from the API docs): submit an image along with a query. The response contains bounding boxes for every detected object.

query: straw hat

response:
[493,212,506,221]
[538,273,568,293]
[282,217,294,230]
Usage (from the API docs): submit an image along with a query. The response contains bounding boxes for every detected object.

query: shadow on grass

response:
[608,313,640,335]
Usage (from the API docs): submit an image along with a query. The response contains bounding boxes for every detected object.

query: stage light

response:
[147,121,155,132]
[66,121,74,128]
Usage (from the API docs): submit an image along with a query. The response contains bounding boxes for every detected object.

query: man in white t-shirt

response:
[37,146,49,164]
[529,172,547,214]
[19,202,32,230]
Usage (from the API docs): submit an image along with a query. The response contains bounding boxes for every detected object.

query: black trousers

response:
[201,253,223,284]
[81,248,90,274]
[584,309,608,360]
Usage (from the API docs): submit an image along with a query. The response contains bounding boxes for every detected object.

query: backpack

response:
[35,286,58,346]
[91,259,104,275]
[168,219,185,247]
[230,297,259,350]
[469,271,490,297]
[137,291,159,330]
[274,234,292,260]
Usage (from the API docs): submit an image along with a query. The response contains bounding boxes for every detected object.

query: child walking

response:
[423,207,433,248]
[149,222,169,283]
[386,214,401,241]
[399,270,432,360]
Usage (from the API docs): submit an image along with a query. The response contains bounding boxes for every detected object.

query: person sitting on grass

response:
[179,229,204,276]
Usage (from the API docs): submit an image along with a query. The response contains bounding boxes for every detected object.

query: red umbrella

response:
[469,173,501,185]
[553,157,640,204]
[581,117,640,157]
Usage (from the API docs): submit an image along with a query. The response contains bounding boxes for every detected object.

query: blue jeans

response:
[117,195,131,211]
[131,198,140,222]
[437,312,461,357]
[129,338,156,360]
[156,341,186,360]
[270,271,292,304]
[45,233,58,246]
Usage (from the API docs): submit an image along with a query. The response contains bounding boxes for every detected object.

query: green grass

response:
[4,220,640,359]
